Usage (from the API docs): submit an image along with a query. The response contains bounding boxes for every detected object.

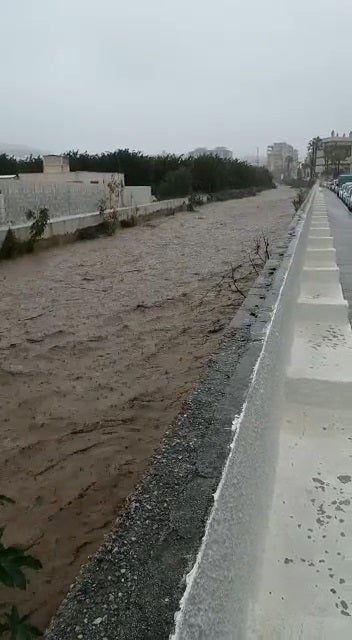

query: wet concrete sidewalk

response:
[245,188,352,638]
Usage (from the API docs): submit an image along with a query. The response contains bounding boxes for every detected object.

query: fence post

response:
[0,192,7,225]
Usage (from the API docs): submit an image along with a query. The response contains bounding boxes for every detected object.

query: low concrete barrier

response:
[0,197,187,246]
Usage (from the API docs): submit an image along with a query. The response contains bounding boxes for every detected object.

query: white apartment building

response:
[188,147,233,160]
[267,142,298,181]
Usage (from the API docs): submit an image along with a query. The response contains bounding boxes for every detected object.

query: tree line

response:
[0,149,274,198]
[0,153,43,175]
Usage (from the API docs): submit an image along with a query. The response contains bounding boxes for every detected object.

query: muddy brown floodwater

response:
[0,186,294,628]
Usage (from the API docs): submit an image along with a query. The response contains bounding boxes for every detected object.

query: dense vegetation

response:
[0,150,274,198]
[0,154,42,175]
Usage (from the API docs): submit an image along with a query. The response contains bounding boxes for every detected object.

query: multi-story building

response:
[187,147,209,158]
[211,146,233,160]
[187,146,233,160]
[241,154,266,167]
[267,142,299,181]
[315,132,352,177]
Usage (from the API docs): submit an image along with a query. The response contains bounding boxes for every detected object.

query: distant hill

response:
[0,142,47,159]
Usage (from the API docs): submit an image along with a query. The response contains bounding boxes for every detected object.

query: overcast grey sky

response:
[1,0,351,158]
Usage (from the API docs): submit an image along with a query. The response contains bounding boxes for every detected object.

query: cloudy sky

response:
[1,0,352,159]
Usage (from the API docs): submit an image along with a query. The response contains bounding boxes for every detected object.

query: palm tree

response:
[321,139,352,177]
[284,155,294,180]
[307,137,321,178]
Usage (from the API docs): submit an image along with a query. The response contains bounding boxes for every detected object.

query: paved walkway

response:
[245,188,352,638]
[171,188,352,639]
[325,189,352,319]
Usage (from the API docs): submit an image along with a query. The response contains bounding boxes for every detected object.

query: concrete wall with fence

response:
[0,182,152,226]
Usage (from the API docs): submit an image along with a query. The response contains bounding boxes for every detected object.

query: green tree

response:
[307,137,321,178]
[284,155,294,181]
[17,156,43,174]
[0,154,42,176]
[0,498,42,638]
[0,155,17,175]
[1,148,274,196]
[323,143,351,177]
[158,167,192,199]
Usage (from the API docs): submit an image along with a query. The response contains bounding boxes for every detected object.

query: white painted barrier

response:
[172,186,352,638]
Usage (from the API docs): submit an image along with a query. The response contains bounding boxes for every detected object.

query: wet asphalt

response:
[325,188,352,321]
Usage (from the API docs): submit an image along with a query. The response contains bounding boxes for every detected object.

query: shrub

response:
[208,187,258,202]
[120,216,136,229]
[158,167,192,199]
[101,214,118,236]
[75,226,101,241]
[25,208,49,251]
[0,496,42,638]
[292,189,306,212]
[0,229,19,260]
[0,209,50,261]
[187,193,204,211]
[98,177,123,236]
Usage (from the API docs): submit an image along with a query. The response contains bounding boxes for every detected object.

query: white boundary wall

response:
[0,181,152,224]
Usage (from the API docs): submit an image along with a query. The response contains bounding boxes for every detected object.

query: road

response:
[324,188,352,319]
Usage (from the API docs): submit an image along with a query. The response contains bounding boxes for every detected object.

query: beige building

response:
[211,146,233,160]
[187,147,209,158]
[18,154,125,186]
[267,142,298,181]
[315,132,352,177]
